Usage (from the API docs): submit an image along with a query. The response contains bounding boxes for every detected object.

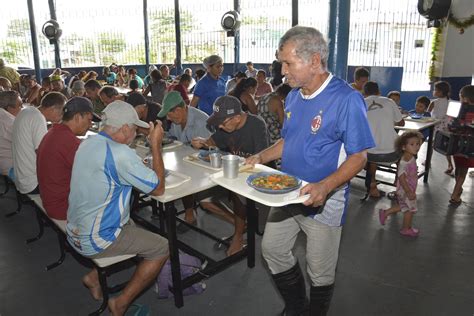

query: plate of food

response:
[246,172,302,194]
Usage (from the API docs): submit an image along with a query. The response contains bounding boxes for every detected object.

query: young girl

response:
[379,131,424,237]
[428,81,453,174]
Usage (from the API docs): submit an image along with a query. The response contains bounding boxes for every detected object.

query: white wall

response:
[442,0,474,77]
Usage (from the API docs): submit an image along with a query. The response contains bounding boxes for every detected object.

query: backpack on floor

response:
[154,251,206,298]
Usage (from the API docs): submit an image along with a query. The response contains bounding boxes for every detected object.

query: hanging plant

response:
[448,13,474,34]
[428,26,442,82]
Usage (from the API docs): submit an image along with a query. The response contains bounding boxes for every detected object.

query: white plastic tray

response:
[165,170,191,189]
[162,140,183,151]
[209,164,310,207]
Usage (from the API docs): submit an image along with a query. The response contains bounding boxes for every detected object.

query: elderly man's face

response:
[166,106,185,125]
[279,42,318,89]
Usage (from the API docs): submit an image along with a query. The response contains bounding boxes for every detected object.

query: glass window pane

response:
[348,0,432,91]
[148,0,176,65]
[0,2,35,69]
[179,0,234,64]
[55,0,145,67]
[239,0,292,63]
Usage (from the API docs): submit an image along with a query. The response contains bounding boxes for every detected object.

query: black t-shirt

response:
[211,114,269,157]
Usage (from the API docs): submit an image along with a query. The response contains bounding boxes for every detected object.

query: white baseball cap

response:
[102,100,149,128]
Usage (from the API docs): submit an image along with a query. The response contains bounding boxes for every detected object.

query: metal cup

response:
[209,152,222,168]
[222,155,239,179]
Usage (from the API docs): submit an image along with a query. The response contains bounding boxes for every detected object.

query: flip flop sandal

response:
[387,191,397,200]
[449,198,462,206]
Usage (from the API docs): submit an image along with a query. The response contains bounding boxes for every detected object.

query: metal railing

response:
[348,0,433,90]
[0,0,433,91]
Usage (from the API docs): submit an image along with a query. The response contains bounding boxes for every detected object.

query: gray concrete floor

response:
[0,149,473,316]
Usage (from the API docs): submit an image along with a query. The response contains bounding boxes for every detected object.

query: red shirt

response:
[171,84,190,104]
[37,124,80,220]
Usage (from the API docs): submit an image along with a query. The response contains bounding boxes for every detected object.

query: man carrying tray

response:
[246,26,374,315]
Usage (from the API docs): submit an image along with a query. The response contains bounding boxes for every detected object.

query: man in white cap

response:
[66,100,169,316]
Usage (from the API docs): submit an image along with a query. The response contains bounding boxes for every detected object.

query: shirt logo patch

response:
[311,111,322,134]
[286,111,291,119]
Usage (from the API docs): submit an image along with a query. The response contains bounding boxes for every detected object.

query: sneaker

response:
[378,209,386,225]
[400,228,419,237]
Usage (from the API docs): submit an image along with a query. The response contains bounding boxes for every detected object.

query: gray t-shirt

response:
[212,114,269,157]
[168,106,211,143]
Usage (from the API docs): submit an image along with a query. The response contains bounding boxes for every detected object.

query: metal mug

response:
[222,155,239,179]
[209,152,222,168]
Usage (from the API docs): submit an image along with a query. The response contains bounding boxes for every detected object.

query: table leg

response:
[158,202,165,234]
[424,126,434,183]
[246,199,256,268]
[165,203,184,308]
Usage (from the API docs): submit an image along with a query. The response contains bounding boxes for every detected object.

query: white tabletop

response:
[115,86,131,94]
[395,119,439,131]
[210,164,310,207]
[149,145,219,203]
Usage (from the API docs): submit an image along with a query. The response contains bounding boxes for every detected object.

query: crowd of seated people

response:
[1,49,472,314]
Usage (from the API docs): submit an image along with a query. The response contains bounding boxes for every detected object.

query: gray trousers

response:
[262,205,342,286]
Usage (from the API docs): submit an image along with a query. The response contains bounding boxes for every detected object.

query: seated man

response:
[191,95,269,255]
[158,91,211,225]
[364,81,405,197]
[12,92,66,194]
[169,74,191,105]
[0,91,22,177]
[66,100,168,315]
[22,75,41,104]
[50,75,71,99]
[37,97,93,220]
[350,66,370,94]
[99,86,124,106]
[84,79,105,115]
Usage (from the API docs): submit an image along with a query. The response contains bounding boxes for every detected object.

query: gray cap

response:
[102,100,149,128]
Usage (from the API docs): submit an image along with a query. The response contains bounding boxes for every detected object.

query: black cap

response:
[127,92,147,107]
[206,95,242,128]
[64,97,93,115]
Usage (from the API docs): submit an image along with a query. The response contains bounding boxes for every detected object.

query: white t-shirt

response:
[0,108,15,175]
[365,95,403,154]
[12,106,47,193]
[430,98,448,119]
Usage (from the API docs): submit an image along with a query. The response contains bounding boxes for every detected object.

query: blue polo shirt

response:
[281,75,374,226]
[66,132,159,257]
[193,73,226,115]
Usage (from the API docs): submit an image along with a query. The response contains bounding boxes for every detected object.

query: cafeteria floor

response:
[0,149,472,316]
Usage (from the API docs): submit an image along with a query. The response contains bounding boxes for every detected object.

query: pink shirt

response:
[397,157,418,193]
